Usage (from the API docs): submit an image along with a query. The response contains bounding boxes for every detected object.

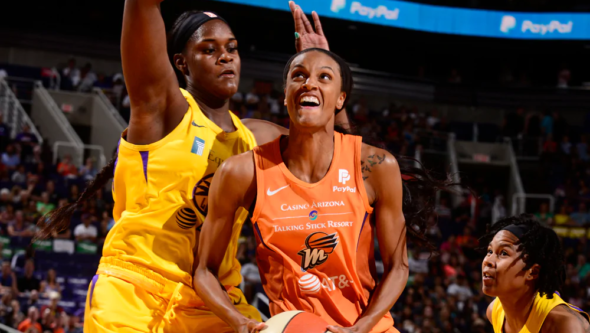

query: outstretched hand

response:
[238,319,266,333]
[326,325,359,333]
[289,1,329,52]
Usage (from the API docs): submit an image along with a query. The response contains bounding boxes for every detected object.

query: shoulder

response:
[241,119,288,146]
[542,304,590,333]
[214,151,256,186]
[360,143,398,169]
[359,143,400,203]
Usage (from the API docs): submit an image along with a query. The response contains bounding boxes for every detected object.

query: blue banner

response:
[211,0,590,40]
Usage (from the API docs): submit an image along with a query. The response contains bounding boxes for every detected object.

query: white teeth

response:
[300,96,320,105]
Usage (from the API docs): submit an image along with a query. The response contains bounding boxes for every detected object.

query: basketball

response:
[262,311,329,333]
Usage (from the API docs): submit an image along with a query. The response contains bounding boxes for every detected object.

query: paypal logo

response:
[331,0,346,13]
[350,1,399,20]
[501,15,573,35]
[521,20,572,35]
[500,15,516,33]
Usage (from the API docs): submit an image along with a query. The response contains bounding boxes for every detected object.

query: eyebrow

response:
[199,38,237,43]
[321,66,335,73]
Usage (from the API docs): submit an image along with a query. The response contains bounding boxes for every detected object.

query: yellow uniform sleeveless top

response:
[101,88,257,290]
[492,292,589,333]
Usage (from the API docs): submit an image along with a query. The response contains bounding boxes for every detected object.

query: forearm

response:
[355,265,409,332]
[194,266,248,330]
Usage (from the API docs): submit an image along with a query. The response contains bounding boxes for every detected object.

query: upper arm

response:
[242,119,288,146]
[543,305,590,333]
[121,0,187,144]
[197,152,256,273]
[363,145,407,270]
[486,300,494,323]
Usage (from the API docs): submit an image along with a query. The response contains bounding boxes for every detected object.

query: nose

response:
[302,77,318,91]
[482,255,494,269]
[217,51,233,64]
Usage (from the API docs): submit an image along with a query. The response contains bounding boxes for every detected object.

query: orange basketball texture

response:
[263,311,329,333]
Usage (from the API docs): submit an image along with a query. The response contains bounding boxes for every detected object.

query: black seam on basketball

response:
[282,311,302,330]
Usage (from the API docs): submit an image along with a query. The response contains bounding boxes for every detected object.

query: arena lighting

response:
[211,0,590,40]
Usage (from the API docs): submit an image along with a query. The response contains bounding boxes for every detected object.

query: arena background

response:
[0,0,590,332]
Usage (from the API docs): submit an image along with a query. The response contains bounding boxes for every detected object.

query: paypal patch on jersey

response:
[210,0,590,40]
[191,137,206,156]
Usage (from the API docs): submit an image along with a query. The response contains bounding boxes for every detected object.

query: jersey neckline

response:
[275,132,342,189]
[182,88,242,140]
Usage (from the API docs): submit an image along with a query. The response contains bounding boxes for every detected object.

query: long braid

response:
[35,154,117,240]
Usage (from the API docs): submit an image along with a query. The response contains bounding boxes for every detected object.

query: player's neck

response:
[188,88,235,132]
[281,127,335,184]
[500,289,537,333]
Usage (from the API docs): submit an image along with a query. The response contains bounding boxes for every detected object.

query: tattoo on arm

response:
[361,154,386,181]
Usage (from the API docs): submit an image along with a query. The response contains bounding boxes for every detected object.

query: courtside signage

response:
[211,0,590,40]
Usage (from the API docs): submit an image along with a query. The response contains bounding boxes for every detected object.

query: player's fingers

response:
[293,4,306,34]
[299,5,314,33]
[326,325,343,333]
[312,11,325,36]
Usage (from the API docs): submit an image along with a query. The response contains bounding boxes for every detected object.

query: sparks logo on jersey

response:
[298,232,339,271]
[338,169,350,184]
[309,210,318,221]
[191,137,206,156]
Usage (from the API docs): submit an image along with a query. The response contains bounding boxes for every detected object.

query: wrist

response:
[229,315,250,331]
[353,316,378,333]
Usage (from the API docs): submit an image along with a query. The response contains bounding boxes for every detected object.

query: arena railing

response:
[511,193,555,216]
[0,78,43,143]
[93,88,127,128]
[0,323,20,333]
[251,292,270,321]
[53,141,106,169]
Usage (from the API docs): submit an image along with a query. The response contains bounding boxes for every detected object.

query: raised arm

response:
[193,152,264,333]
[329,146,408,333]
[121,0,188,144]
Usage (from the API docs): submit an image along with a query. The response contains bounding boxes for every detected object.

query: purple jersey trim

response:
[139,151,149,181]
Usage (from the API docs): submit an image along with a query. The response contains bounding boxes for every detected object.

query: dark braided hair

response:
[479,214,565,299]
[283,49,457,252]
[35,154,117,240]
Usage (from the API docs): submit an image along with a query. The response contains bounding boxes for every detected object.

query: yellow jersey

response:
[102,88,257,289]
[491,292,589,333]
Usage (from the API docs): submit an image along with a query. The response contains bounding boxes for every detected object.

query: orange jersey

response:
[251,132,395,332]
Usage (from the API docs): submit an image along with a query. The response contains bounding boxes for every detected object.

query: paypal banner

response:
[211,0,590,39]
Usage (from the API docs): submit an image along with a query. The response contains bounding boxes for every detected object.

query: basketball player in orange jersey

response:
[38,1,344,331]
[481,215,589,333]
[195,48,453,333]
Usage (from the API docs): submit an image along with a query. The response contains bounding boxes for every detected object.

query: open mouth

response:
[483,272,495,280]
[219,69,235,78]
[299,95,320,108]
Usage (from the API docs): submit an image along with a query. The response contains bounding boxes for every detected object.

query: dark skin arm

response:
[328,145,408,333]
[121,0,188,145]
[541,305,590,333]
[194,152,263,333]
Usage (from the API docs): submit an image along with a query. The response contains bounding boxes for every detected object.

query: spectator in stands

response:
[94,73,111,90]
[569,202,590,226]
[0,112,11,152]
[491,195,506,223]
[15,125,38,147]
[561,135,572,155]
[502,107,525,138]
[50,200,71,240]
[78,158,97,181]
[77,63,97,93]
[576,254,590,281]
[64,313,82,333]
[0,262,17,295]
[74,214,97,243]
[541,110,553,138]
[534,202,554,225]
[36,193,55,217]
[111,73,125,110]
[1,203,15,226]
[542,133,557,153]
[2,144,21,170]
[557,63,571,88]
[43,181,59,206]
[40,291,64,319]
[23,200,40,225]
[578,135,589,161]
[11,165,26,185]
[447,275,473,302]
[7,211,34,238]
[17,306,41,332]
[17,260,40,293]
[40,307,54,333]
[39,270,61,297]
[0,69,6,81]
[11,299,24,329]
[56,155,77,178]
[60,58,80,91]
[554,204,571,225]
[67,185,79,205]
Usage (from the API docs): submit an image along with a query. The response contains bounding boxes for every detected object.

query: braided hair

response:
[479,214,565,299]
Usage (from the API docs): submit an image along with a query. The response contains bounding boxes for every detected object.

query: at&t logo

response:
[309,210,318,221]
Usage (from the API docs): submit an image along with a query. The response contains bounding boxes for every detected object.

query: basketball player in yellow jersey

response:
[481,215,590,333]
[37,1,340,332]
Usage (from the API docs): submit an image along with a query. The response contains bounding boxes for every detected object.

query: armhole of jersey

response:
[251,148,265,223]
[354,138,374,214]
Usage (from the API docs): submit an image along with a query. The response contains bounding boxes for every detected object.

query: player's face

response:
[284,51,346,129]
[482,230,535,297]
[183,20,240,100]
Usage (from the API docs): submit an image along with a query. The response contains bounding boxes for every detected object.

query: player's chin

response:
[212,83,239,99]
[481,285,497,297]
